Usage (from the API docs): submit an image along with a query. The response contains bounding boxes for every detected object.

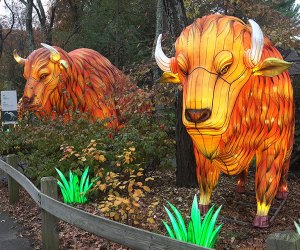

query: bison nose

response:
[185,108,211,123]
[23,96,33,105]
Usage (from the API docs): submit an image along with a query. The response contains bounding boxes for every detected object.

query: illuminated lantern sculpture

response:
[14,44,150,128]
[155,14,294,228]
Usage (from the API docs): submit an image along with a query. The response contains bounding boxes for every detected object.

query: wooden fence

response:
[0,154,210,250]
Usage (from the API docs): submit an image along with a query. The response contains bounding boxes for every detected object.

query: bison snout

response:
[23,96,34,106]
[185,108,211,123]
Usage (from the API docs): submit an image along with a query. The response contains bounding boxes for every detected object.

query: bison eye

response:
[214,50,233,76]
[40,74,48,80]
[220,65,230,75]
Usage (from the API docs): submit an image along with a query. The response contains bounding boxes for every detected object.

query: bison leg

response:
[254,146,284,228]
[276,158,290,200]
[194,147,220,215]
[234,169,248,193]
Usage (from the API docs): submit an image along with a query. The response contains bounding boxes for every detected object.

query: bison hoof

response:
[276,191,288,200]
[253,216,269,228]
[234,185,246,193]
[199,205,209,215]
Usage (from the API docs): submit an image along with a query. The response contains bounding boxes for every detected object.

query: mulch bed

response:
[0,167,300,250]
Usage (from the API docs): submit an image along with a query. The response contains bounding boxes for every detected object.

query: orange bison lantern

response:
[155,14,294,228]
[14,44,127,128]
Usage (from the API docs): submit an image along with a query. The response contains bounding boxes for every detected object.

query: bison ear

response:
[59,60,68,70]
[253,57,292,77]
[159,72,181,84]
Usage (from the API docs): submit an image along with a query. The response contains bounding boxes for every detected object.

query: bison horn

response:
[246,19,264,67]
[155,34,171,72]
[13,50,26,65]
[41,43,61,63]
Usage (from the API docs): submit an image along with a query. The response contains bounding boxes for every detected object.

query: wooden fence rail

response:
[0,155,211,250]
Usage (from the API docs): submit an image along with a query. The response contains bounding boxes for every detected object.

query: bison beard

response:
[14,45,151,128]
[155,14,294,228]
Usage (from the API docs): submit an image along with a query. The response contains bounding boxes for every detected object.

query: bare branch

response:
[2,0,15,41]
[32,2,42,23]
[19,0,27,5]
[48,0,58,33]
[35,0,46,24]
[61,0,80,47]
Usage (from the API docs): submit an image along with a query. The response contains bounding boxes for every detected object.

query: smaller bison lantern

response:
[14,44,133,128]
[155,14,294,228]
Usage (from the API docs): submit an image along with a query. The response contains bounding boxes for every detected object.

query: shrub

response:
[0,112,173,225]
[96,167,157,225]
[0,112,175,185]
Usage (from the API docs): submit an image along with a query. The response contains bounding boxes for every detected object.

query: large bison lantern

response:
[14,44,127,128]
[155,14,294,228]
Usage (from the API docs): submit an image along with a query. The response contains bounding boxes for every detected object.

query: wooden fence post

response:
[6,154,19,204]
[41,177,59,250]
[267,231,300,250]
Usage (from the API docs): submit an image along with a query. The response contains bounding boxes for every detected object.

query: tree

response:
[184,0,300,48]
[51,0,87,48]
[19,0,35,51]
[162,0,197,187]
[67,0,156,67]
[114,0,120,66]
[18,0,58,47]
[0,0,15,57]
[33,0,58,44]
[163,0,187,38]
[151,0,165,84]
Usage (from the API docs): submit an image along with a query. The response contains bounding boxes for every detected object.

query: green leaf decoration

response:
[187,220,196,243]
[204,205,223,247]
[57,180,70,203]
[69,170,74,201]
[162,220,175,239]
[80,167,89,194]
[167,201,187,241]
[191,194,201,244]
[199,205,215,245]
[55,167,95,204]
[163,194,222,248]
[164,206,183,241]
[209,224,223,248]
[55,168,70,191]
[295,220,300,235]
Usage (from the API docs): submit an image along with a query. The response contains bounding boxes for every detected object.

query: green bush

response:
[0,113,175,185]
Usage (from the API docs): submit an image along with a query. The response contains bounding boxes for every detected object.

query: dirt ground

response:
[0,167,300,250]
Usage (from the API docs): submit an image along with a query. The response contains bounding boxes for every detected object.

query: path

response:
[0,165,33,250]
[0,206,33,250]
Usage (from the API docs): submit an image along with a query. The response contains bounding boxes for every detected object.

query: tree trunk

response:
[24,0,35,51]
[0,0,15,58]
[0,23,3,57]
[62,0,81,48]
[152,0,165,83]
[115,0,120,67]
[162,0,197,187]
[175,90,197,187]
[163,0,187,39]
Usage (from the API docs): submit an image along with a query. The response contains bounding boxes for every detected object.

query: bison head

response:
[155,15,291,137]
[14,44,68,111]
